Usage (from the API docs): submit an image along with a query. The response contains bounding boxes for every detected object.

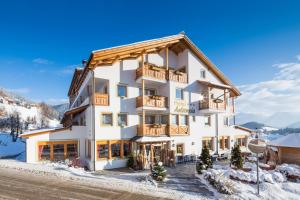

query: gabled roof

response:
[235,125,254,134]
[69,33,241,97]
[268,133,300,148]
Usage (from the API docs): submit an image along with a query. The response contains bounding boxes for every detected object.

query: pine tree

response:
[230,144,244,169]
[197,145,213,174]
[152,162,167,181]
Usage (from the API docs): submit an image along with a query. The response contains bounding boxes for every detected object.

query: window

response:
[139,88,156,96]
[53,144,65,161]
[67,143,78,159]
[171,115,178,125]
[123,142,130,157]
[180,115,188,126]
[204,116,211,126]
[160,115,169,125]
[111,142,121,158]
[200,69,206,79]
[38,144,51,160]
[118,113,128,126]
[202,138,213,150]
[102,113,113,126]
[176,144,184,155]
[145,115,155,124]
[176,88,183,100]
[97,143,109,159]
[117,84,127,97]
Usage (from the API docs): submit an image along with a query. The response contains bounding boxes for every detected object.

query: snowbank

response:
[197,162,300,200]
[0,133,25,160]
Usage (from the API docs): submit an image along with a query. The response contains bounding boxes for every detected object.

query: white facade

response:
[23,35,251,170]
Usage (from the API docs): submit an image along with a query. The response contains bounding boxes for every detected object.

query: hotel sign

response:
[174,100,196,113]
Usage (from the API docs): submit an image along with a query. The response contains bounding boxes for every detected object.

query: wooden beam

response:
[165,47,169,70]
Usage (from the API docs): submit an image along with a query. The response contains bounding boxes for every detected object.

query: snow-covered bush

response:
[277,164,300,181]
[197,145,212,174]
[272,172,286,183]
[152,162,167,181]
[231,144,244,169]
[203,169,235,194]
[127,153,135,169]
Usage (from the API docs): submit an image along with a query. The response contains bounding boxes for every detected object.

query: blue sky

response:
[0,0,300,110]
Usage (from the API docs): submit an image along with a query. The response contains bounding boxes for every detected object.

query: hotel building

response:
[22,33,252,170]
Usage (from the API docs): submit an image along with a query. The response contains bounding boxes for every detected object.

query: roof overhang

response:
[197,80,232,90]
[234,125,254,134]
[61,104,89,123]
[70,33,241,97]
[21,127,71,138]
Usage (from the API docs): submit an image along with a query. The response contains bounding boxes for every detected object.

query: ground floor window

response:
[236,137,246,147]
[97,143,109,159]
[96,140,130,160]
[176,144,184,155]
[202,138,213,150]
[37,141,78,161]
[38,144,51,160]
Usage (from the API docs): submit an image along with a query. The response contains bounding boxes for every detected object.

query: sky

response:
[0,0,300,123]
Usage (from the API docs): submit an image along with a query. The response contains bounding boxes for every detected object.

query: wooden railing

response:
[136,96,168,108]
[137,124,168,136]
[94,93,109,106]
[136,64,188,83]
[136,65,167,81]
[199,99,225,111]
[168,125,189,136]
[168,69,188,83]
[137,124,189,136]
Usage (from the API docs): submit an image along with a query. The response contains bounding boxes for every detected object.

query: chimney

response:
[82,60,87,67]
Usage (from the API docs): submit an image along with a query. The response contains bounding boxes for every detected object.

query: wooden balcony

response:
[136,95,168,109]
[168,69,188,83]
[137,124,189,136]
[94,93,109,106]
[199,99,225,111]
[137,124,168,136]
[168,125,189,136]
[136,64,167,81]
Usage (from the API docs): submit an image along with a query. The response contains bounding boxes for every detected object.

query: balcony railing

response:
[136,64,167,81]
[199,99,225,111]
[137,124,168,136]
[136,96,168,108]
[168,69,188,83]
[136,64,188,83]
[94,93,109,106]
[168,125,189,136]
[137,124,189,136]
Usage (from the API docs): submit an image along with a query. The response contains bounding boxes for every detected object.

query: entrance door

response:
[153,145,162,162]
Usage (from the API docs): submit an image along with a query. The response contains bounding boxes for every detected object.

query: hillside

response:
[51,103,69,119]
[0,88,60,130]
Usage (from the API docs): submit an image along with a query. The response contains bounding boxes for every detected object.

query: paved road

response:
[159,163,214,197]
[0,168,168,200]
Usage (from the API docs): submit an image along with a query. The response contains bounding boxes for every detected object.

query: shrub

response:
[197,145,213,174]
[152,162,167,181]
[231,144,243,169]
[127,153,135,169]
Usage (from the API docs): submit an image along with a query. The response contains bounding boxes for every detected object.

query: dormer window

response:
[200,69,206,79]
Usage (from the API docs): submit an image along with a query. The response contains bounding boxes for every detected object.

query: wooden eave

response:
[21,127,71,138]
[68,68,83,96]
[234,125,254,134]
[72,33,241,96]
[197,80,232,90]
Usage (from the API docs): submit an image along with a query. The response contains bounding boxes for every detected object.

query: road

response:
[0,168,168,200]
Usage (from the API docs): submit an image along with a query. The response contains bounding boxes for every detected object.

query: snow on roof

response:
[21,128,57,136]
[131,136,173,143]
[268,133,300,148]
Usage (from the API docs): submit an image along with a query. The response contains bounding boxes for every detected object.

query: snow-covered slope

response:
[0,88,60,128]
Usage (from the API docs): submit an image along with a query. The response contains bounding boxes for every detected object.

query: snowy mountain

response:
[51,103,69,119]
[0,88,60,129]
[236,112,300,128]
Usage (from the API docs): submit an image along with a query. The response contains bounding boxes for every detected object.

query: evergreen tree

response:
[197,145,212,174]
[152,162,167,181]
[230,144,244,169]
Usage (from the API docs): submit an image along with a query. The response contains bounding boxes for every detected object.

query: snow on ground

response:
[197,162,300,200]
[0,133,25,160]
[0,159,209,200]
